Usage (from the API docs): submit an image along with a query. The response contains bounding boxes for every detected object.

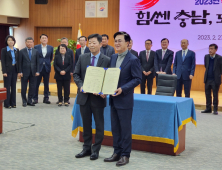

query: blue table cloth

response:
[71,94,197,153]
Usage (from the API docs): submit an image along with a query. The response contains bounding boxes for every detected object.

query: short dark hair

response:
[145,39,152,44]
[88,34,102,43]
[78,36,87,41]
[102,34,109,40]
[161,38,169,43]
[5,35,16,46]
[25,37,34,42]
[113,31,131,43]
[209,44,218,50]
[40,34,48,38]
[58,44,68,51]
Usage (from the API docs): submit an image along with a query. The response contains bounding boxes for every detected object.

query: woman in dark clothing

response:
[1,35,19,108]
[54,44,72,106]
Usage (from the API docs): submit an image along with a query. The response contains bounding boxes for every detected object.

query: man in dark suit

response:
[173,39,196,98]
[33,34,53,104]
[104,32,141,166]
[154,38,174,84]
[100,34,115,57]
[74,36,90,70]
[128,39,138,58]
[18,37,39,107]
[201,44,222,115]
[74,34,110,160]
[55,37,74,104]
[139,39,155,94]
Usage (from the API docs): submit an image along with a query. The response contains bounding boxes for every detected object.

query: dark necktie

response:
[91,56,96,66]
[28,49,32,60]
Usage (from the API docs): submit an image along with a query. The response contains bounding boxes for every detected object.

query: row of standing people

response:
[129,38,222,115]
[0,34,115,108]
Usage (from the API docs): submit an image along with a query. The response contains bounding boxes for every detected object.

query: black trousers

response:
[205,80,220,111]
[80,94,104,153]
[34,66,50,100]
[176,76,192,97]
[3,65,17,107]
[21,73,36,104]
[56,80,70,102]
[140,73,153,94]
[111,105,133,158]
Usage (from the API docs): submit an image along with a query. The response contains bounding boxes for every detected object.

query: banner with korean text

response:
[120,0,222,64]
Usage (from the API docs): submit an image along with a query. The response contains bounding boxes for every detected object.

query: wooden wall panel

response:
[14,0,120,50]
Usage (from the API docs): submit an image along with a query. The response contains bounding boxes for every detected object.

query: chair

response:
[155,74,177,96]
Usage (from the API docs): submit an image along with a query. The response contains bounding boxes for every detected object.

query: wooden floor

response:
[17,83,222,111]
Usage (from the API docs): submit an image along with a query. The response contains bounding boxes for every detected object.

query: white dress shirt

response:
[182,49,188,56]
[81,46,86,54]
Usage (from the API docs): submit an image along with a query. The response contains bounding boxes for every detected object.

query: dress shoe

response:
[90,152,99,160]
[75,150,91,158]
[56,101,60,104]
[104,153,120,162]
[27,102,35,106]
[11,106,16,108]
[201,109,212,113]
[64,102,69,106]
[213,111,218,115]
[33,100,38,104]
[116,156,129,166]
[4,106,11,109]
[23,103,27,107]
[43,99,51,104]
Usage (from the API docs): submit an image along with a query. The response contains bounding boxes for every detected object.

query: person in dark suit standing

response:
[1,35,19,108]
[74,34,110,160]
[54,44,73,106]
[33,34,53,104]
[128,39,138,58]
[201,44,222,115]
[154,38,174,84]
[104,32,141,166]
[18,37,39,107]
[55,37,74,104]
[74,36,90,69]
[139,39,155,94]
[173,39,196,98]
[100,34,115,57]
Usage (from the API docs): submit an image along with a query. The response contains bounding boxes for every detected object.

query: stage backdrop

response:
[120,0,222,64]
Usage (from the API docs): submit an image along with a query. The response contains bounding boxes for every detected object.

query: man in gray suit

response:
[74,34,110,160]
[100,34,115,57]
[18,37,39,107]
[139,39,155,94]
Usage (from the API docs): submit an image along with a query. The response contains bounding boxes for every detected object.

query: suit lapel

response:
[120,51,130,70]
[206,55,210,70]
[214,54,218,71]
[96,54,104,67]
[158,50,162,60]
[39,45,43,57]
[7,50,13,60]
[25,49,31,61]
[111,54,118,67]
[86,53,91,67]
[106,46,110,55]
[163,49,168,60]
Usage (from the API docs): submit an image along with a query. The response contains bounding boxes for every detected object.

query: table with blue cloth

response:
[71,94,197,155]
